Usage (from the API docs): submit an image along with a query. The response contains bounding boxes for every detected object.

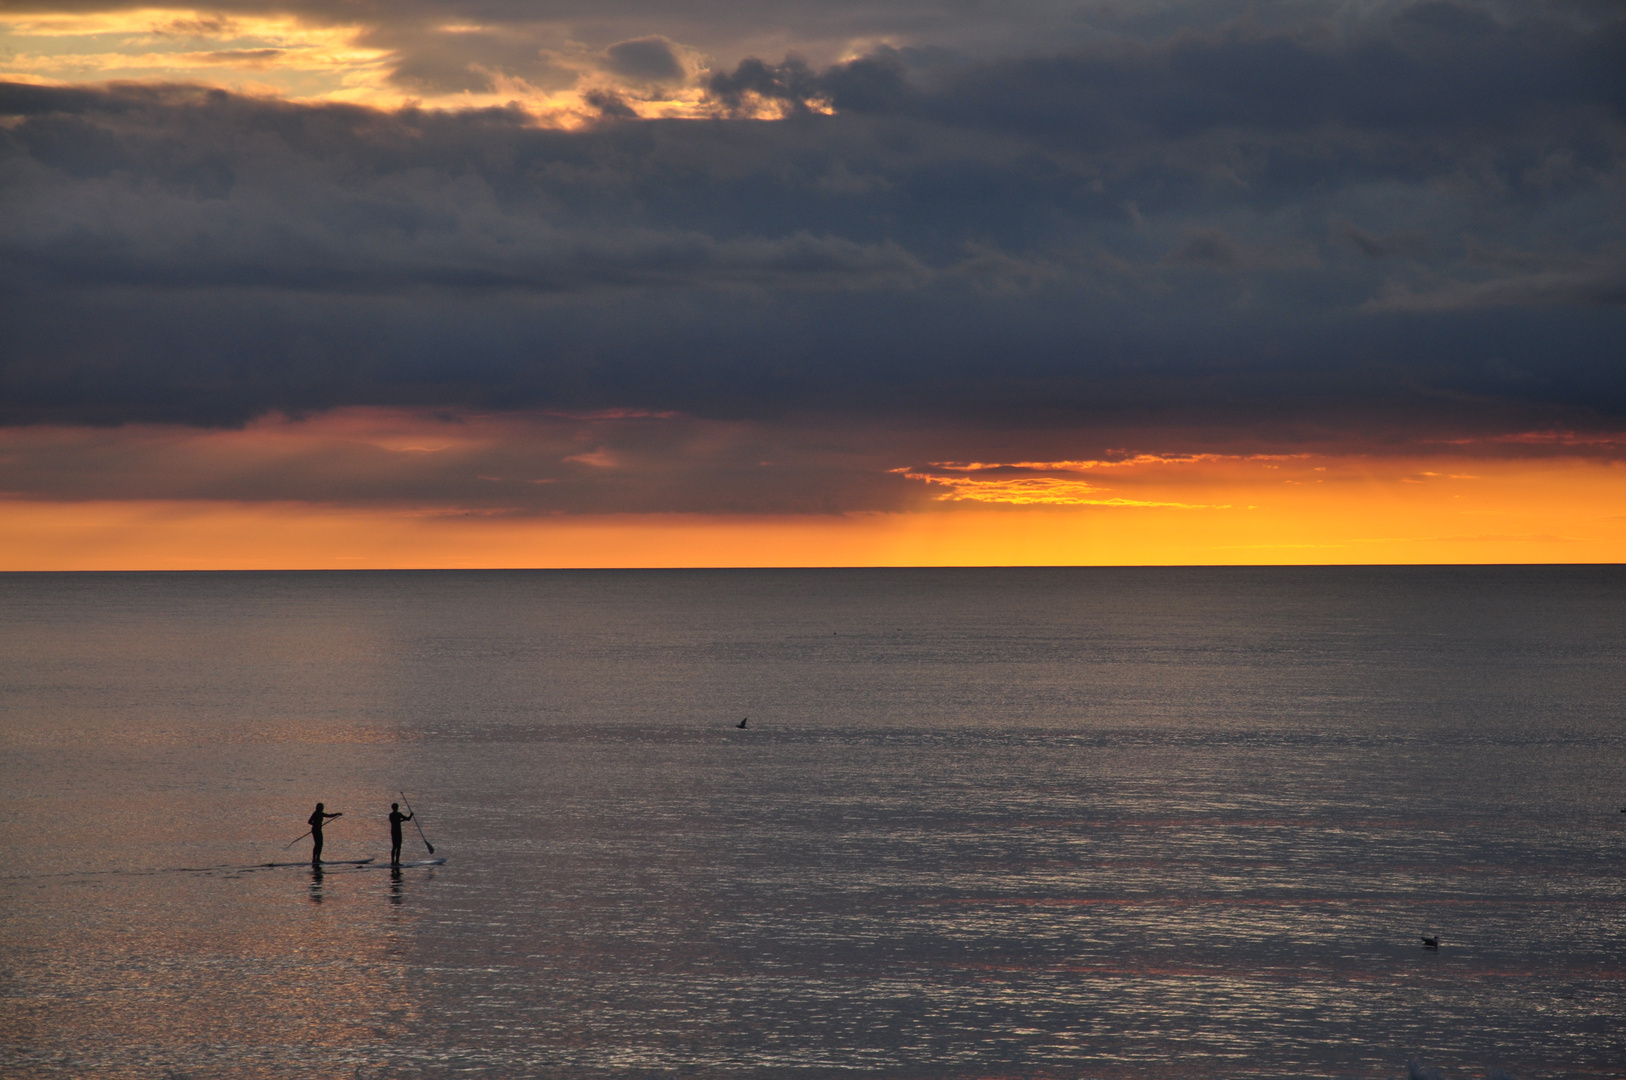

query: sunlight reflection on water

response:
[2,568,1624,1078]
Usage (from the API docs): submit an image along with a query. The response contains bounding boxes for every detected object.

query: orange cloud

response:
[893,469,1219,507]
[894,453,1324,506]
[924,454,1307,472]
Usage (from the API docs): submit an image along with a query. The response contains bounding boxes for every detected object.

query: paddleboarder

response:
[388,802,414,866]
[308,802,341,865]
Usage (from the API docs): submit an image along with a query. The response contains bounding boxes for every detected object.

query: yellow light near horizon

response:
[2,453,1623,569]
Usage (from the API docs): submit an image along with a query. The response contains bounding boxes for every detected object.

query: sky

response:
[1,0,1623,567]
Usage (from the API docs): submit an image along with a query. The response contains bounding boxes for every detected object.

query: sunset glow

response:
[4,415,1622,568]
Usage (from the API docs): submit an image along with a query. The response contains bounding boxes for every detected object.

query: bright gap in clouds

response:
[2,412,1624,568]
[0,7,748,120]
[0,9,391,103]
[5,466,1625,569]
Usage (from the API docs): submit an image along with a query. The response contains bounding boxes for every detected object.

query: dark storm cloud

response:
[1332,219,1431,259]
[1,0,1624,443]
[378,27,577,95]
[602,37,686,84]
[0,412,924,514]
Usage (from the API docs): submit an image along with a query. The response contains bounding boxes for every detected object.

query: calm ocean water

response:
[1,567,1623,1079]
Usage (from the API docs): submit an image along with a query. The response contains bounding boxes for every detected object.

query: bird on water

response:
[1420,936,1439,949]
[737,717,748,728]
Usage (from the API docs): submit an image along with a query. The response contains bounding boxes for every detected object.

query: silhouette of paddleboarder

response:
[388,802,414,866]
[308,802,341,865]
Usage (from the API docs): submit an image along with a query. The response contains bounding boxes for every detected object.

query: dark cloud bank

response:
[2,0,1624,450]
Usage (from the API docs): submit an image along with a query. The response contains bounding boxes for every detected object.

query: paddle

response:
[282,811,342,850]
[400,791,435,854]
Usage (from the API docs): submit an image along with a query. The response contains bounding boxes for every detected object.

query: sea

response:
[0,567,1622,1080]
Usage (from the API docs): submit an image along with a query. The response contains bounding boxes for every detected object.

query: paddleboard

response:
[381,858,447,868]
[257,857,376,868]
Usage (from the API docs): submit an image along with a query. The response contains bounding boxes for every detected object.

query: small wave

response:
[1406,1060,1518,1080]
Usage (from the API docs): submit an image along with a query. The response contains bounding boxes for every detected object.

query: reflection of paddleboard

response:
[383,858,447,868]
[257,858,376,868]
